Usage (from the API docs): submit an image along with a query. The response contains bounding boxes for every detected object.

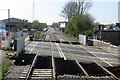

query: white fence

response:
[79,34,86,45]
[92,39,119,54]
[1,31,26,56]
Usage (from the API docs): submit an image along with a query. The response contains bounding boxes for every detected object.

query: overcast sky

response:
[0,0,119,25]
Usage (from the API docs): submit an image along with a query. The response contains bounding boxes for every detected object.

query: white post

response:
[79,34,86,45]
[16,37,25,56]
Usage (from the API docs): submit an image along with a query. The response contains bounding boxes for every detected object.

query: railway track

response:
[27,56,53,80]
[54,33,119,80]
[26,35,54,80]
[3,30,120,80]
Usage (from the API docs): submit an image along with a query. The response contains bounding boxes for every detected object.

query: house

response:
[59,21,67,33]
[0,18,24,31]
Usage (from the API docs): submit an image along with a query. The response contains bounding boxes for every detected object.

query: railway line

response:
[3,28,120,80]
[54,33,119,79]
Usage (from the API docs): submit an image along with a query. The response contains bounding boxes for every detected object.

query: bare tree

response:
[61,0,92,20]
[77,0,92,15]
[61,1,78,20]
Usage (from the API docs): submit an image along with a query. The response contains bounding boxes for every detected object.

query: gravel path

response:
[4,65,30,79]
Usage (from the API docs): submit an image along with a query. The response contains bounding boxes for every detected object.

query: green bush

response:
[34,30,41,39]
[65,14,94,37]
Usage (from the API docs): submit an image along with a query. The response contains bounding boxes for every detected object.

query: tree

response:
[61,0,92,20]
[32,20,40,30]
[23,20,47,31]
[40,23,47,28]
[62,0,94,37]
[77,0,92,15]
[22,20,32,31]
[65,14,94,37]
[52,23,60,28]
[61,1,78,20]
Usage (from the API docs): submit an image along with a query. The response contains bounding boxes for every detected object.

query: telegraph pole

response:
[8,9,10,31]
[33,0,35,21]
[8,9,10,21]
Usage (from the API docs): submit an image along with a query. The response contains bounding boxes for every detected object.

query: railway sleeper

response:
[54,58,86,79]
[29,56,53,80]
[79,62,114,79]
[105,65,120,79]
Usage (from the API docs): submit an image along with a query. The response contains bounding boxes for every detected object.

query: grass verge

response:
[2,61,12,77]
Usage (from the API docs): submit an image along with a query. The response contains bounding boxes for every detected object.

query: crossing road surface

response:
[4,28,120,80]
[25,41,119,67]
[25,28,120,66]
[25,27,119,67]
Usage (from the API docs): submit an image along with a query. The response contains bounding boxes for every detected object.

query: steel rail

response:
[55,33,91,80]
[56,33,118,80]
[50,34,56,80]
[25,54,38,80]
[26,34,54,80]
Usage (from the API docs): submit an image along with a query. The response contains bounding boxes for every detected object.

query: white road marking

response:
[55,43,62,57]
[55,43,66,60]
[62,48,112,55]
[79,45,113,67]
[29,42,38,54]
[55,43,63,58]
[77,45,119,59]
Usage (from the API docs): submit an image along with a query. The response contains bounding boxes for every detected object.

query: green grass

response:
[5,52,16,59]
[2,62,12,77]
[4,50,16,57]
[4,49,15,53]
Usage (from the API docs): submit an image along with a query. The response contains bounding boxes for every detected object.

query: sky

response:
[0,0,119,25]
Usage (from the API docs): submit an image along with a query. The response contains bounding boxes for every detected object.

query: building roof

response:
[1,18,24,23]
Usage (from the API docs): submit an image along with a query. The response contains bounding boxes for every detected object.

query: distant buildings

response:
[59,21,67,33]
[0,18,24,31]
